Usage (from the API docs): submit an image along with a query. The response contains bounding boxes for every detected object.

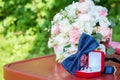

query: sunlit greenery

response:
[0,0,120,80]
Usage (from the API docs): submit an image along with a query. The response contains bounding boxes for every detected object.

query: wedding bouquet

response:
[48,0,113,62]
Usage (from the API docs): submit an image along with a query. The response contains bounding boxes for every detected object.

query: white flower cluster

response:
[48,0,111,62]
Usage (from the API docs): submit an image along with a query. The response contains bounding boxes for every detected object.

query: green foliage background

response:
[0,0,120,80]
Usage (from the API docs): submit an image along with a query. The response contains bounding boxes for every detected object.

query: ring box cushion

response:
[75,51,105,78]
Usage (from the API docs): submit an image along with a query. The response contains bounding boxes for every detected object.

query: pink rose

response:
[54,46,58,51]
[111,41,120,55]
[96,27,111,41]
[53,24,60,34]
[80,54,88,66]
[69,28,80,44]
[99,10,108,17]
[79,0,85,3]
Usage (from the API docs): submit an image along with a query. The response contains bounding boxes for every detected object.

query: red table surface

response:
[4,54,120,80]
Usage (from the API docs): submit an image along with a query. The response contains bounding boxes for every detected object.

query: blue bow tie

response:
[62,33,99,74]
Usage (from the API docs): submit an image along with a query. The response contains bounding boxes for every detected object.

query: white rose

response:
[71,21,84,34]
[67,9,76,18]
[59,18,71,33]
[78,14,96,25]
[93,6,108,17]
[63,44,77,59]
[54,45,64,61]
[90,6,108,23]
[72,21,80,28]
[78,14,90,22]
[53,13,62,22]
[65,3,76,18]
[65,44,77,53]
[59,18,70,26]
[54,33,69,46]
[77,0,94,13]
[99,16,111,27]
[60,25,71,34]
[85,0,95,6]
[84,24,93,35]
[51,25,56,34]
[90,6,100,21]
[74,18,83,26]
[96,44,106,53]
[48,38,54,48]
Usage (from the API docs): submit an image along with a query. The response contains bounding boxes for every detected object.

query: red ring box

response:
[75,51,105,78]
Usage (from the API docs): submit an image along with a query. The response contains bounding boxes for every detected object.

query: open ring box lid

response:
[75,51,105,78]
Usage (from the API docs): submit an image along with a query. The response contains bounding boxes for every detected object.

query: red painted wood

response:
[4,54,120,80]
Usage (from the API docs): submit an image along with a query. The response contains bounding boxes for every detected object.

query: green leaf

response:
[92,33,102,40]
[64,44,71,48]
[96,33,102,40]
[92,33,102,43]
[63,44,71,52]
[109,20,115,28]
[96,39,101,44]
[107,46,115,55]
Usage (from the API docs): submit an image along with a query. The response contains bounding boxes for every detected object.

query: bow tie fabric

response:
[62,33,99,74]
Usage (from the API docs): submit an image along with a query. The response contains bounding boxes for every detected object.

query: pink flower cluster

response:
[80,54,88,66]
[96,27,112,41]
[53,25,60,35]
[99,10,108,17]
[69,28,80,44]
